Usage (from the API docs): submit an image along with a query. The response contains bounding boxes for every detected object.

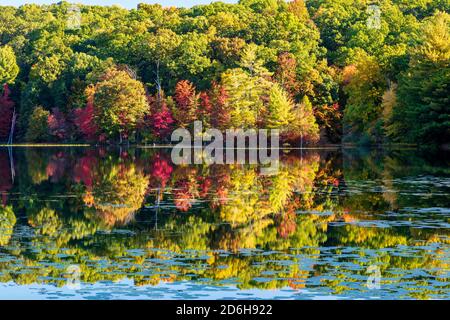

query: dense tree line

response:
[0,0,448,146]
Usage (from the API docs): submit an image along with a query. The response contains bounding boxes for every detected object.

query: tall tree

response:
[173,80,198,128]
[0,45,19,85]
[73,86,98,141]
[265,83,295,130]
[210,82,230,130]
[274,52,299,98]
[147,92,175,141]
[25,106,50,142]
[92,66,148,141]
[288,96,320,146]
[388,12,450,145]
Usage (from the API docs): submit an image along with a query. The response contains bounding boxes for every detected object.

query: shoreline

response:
[0,143,419,150]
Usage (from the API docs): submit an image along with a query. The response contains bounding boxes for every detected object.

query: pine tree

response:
[265,83,295,130]
[389,12,450,145]
[289,96,320,146]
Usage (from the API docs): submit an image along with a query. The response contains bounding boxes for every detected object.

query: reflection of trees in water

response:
[0,148,448,298]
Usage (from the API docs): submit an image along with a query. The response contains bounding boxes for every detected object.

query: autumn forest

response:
[0,0,448,146]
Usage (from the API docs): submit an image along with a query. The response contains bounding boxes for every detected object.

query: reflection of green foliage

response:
[29,207,62,236]
[25,149,49,185]
[329,225,408,248]
[0,205,16,246]
[1,148,449,299]
[86,158,149,227]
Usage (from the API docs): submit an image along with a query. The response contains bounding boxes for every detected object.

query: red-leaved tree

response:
[146,93,175,141]
[209,82,230,130]
[198,92,212,125]
[48,108,68,141]
[73,90,98,141]
[173,80,198,127]
[274,52,299,98]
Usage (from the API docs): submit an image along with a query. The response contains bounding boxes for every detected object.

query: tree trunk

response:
[7,109,16,145]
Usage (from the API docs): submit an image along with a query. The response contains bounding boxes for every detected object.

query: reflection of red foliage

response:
[46,153,67,183]
[210,169,231,208]
[174,183,195,212]
[0,84,14,140]
[151,154,173,188]
[333,178,340,187]
[276,208,297,239]
[198,177,212,198]
[73,154,97,188]
[173,169,198,212]
[0,152,12,206]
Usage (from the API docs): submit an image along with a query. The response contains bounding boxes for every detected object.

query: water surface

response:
[0,147,448,300]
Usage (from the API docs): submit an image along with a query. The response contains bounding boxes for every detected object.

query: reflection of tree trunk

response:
[8,146,14,184]
[155,186,161,230]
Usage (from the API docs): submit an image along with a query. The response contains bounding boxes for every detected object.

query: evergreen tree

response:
[388,12,450,145]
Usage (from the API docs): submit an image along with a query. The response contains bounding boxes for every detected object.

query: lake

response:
[0,147,448,300]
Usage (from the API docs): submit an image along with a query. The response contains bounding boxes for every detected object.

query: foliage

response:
[0,1,447,146]
[387,12,450,144]
[92,67,149,140]
[0,45,19,85]
[25,106,50,142]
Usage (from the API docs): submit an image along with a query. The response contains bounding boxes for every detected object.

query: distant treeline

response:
[0,0,448,145]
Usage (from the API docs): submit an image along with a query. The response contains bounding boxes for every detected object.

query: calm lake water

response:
[0,147,448,300]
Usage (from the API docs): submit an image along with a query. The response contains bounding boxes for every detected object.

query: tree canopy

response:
[0,0,447,146]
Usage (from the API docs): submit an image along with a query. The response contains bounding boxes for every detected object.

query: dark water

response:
[0,147,448,300]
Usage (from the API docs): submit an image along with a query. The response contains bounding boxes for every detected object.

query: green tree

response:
[388,11,450,145]
[25,106,50,142]
[288,96,320,146]
[343,52,386,144]
[265,83,295,130]
[0,45,19,84]
[93,66,149,141]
